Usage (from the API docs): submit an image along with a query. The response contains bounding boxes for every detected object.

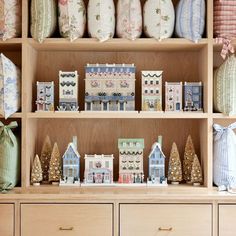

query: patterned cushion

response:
[214,55,236,115]
[116,0,142,40]
[0,0,21,41]
[58,0,86,41]
[0,53,21,119]
[30,0,57,43]
[143,0,175,40]
[175,0,205,42]
[214,0,236,39]
[88,0,115,42]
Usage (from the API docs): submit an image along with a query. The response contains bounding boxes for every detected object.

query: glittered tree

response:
[168,142,182,184]
[183,135,195,183]
[31,154,43,186]
[40,135,52,182]
[191,154,203,186]
[49,143,61,184]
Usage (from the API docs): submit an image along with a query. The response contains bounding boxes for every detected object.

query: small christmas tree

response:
[183,135,195,183]
[31,154,43,186]
[49,143,61,184]
[191,154,203,186]
[40,135,52,182]
[168,142,182,184]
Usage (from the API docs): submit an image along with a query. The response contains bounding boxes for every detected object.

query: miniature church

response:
[83,154,114,185]
[147,136,167,186]
[58,71,79,111]
[118,139,145,184]
[60,136,80,186]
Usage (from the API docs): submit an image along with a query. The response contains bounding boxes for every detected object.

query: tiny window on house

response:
[156,80,159,85]
[145,80,148,85]
[150,90,153,94]
[105,161,109,168]
[150,80,154,85]
[145,89,148,94]
[156,89,159,94]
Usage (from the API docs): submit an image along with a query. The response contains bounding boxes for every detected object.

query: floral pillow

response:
[88,0,115,42]
[143,0,175,40]
[58,0,86,41]
[0,0,21,41]
[0,53,21,119]
[116,0,142,40]
[30,0,57,43]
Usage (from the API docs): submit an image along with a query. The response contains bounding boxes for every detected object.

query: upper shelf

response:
[27,38,209,52]
[27,111,208,119]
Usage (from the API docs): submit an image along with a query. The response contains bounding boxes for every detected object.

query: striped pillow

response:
[213,123,236,188]
[214,0,236,39]
[30,0,57,43]
[214,55,236,115]
[175,0,205,42]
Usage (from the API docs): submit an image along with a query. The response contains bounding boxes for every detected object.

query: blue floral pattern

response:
[0,53,21,118]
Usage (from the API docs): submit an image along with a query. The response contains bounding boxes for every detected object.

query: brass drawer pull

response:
[158,227,173,231]
[59,227,74,231]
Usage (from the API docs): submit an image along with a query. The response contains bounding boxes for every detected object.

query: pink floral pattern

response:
[0,0,21,41]
[59,0,86,41]
[116,0,142,40]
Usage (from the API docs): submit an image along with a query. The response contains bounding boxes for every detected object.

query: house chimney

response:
[73,136,77,150]
[157,135,162,148]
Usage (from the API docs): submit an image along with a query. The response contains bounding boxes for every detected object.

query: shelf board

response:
[27,38,208,52]
[0,38,22,51]
[213,113,236,119]
[27,111,208,119]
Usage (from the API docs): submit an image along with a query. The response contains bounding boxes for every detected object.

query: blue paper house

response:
[148,137,166,184]
[61,136,80,185]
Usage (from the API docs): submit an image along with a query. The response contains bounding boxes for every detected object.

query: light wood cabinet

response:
[21,204,113,236]
[120,204,212,236]
[219,204,236,236]
[0,204,14,236]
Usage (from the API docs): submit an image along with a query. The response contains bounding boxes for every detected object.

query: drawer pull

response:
[158,227,173,232]
[59,227,74,231]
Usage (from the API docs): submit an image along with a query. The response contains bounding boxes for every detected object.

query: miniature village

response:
[31,134,203,187]
[35,65,203,113]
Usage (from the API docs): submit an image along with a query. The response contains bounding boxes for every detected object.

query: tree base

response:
[52,182,59,186]
[171,181,179,185]
[33,183,40,186]
[193,182,201,186]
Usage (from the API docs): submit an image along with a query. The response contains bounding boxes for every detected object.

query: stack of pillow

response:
[30,0,206,43]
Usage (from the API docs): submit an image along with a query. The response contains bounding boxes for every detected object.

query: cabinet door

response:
[219,205,236,236]
[21,204,113,236]
[120,204,212,236]
[0,204,14,236]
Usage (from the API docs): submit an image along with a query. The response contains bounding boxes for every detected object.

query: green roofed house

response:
[118,139,145,184]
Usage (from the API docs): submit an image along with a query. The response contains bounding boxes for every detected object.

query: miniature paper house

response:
[118,139,144,184]
[58,71,79,111]
[36,82,54,111]
[141,71,163,111]
[85,64,135,111]
[165,82,182,112]
[84,154,114,184]
[148,136,166,185]
[60,136,80,185]
[184,82,203,111]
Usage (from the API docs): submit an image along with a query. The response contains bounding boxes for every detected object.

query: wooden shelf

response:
[27,38,209,51]
[27,111,208,119]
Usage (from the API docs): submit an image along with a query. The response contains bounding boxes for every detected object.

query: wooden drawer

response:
[120,204,212,236]
[0,204,14,236]
[21,204,113,236]
[219,204,236,236]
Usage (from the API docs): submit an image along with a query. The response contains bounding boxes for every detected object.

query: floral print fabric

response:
[88,0,115,42]
[144,0,175,40]
[0,53,21,119]
[116,0,142,40]
[59,0,86,41]
[0,0,21,41]
[31,0,57,43]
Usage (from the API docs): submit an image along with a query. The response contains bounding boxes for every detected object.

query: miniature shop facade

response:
[85,64,136,111]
